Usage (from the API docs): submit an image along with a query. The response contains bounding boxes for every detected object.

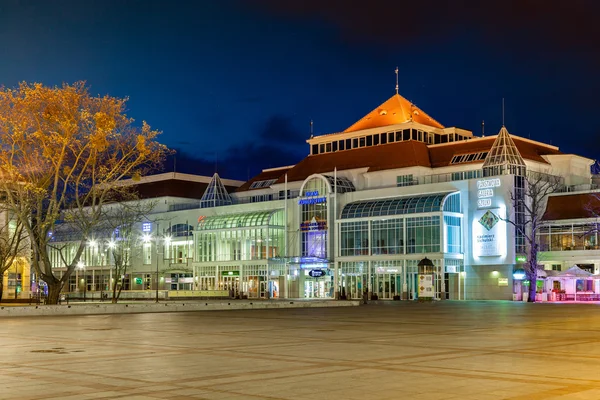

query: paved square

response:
[2,301,600,399]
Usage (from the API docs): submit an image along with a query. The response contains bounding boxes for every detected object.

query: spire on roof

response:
[200,173,233,208]
[394,66,399,95]
[482,126,526,177]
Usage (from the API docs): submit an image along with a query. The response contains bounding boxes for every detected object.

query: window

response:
[346,138,352,150]
[396,131,402,141]
[372,219,403,255]
[551,264,561,271]
[339,140,345,151]
[382,133,388,144]
[576,279,594,292]
[388,132,394,143]
[396,174,415,187]
[249,179,277,189]
[359,137,366,147]
[319,144,325,153]
[352,138,358,148]
[312,144,318,155]
[366,136,373,146]
[418,131,423,141]
[326,142,332,152]
[373,134,379,145]
[412,130,418,140]
[406,216,441,254]
[143,243,152,265]
[444,216,461,253]
[340,221,369,256]
[450,152,488,164]
[403,129,410,141]
[332,141,338,152]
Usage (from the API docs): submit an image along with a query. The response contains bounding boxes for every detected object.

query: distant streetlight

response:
[77,261,86,302]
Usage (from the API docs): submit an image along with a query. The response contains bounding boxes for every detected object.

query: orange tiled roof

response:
[543,193,600,220]
[272,136,562,185]
[344,94,444,132]
[276,141,431,183]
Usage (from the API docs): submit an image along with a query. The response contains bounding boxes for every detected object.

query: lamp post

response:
[77,261,86,302]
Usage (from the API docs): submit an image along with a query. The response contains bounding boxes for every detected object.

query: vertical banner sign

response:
[473,208,503,256]
[418,274,433,298]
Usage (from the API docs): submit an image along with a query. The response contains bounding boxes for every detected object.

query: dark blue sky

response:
[1,0,599,180]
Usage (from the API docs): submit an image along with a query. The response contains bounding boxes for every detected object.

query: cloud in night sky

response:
[165,114,306,179]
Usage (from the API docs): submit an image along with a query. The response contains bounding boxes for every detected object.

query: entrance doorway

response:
[341,274,362,299]
[374,273,401,299]
[304,277,332,298]
[221,276,239,297]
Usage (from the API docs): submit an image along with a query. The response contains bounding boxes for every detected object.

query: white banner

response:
[473,208,505,257]
[418,274,434,297]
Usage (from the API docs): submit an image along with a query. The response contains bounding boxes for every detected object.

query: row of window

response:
[249,179,278,189]
[311,129,471,155]
[340,216,452,256]
[450,152,488,164]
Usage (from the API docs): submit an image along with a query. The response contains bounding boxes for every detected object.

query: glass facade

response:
[340,193,460,257]
[538,224,599,251]
[341,193,449,219]
[300,177,329,258]
[196,210,285,262]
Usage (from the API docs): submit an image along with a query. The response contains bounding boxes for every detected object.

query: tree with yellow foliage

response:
[0,82,168,304]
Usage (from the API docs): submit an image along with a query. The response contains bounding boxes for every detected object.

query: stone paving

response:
[1,301,600,400]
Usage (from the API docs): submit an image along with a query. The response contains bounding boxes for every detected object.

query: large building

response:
[45,91,597,301]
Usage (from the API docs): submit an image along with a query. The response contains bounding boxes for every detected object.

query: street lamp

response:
[77,261,86,302]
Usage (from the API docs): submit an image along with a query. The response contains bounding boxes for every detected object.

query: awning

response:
[197,209,283,230]
[341,192,460,219]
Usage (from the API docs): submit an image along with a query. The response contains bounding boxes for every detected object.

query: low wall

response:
[0,300,359,318]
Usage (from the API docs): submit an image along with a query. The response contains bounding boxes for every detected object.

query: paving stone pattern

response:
[1,301,600,400]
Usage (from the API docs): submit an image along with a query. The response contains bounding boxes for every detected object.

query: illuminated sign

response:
[142,222,152,232]
[476,178,502,209]
[220,271,240,276]
[473,208,506,257]
[300,216,327,231]
[298,190,326,205]
[298,197,326,205]
[135,277,143,285]
[308,269,325,277]
[477,178,501,189]
[417,274,434,298]
[498,278,509,286]
[477,199,492,208]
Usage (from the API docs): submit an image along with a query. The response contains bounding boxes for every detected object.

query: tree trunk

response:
[111,277,118,304]
[528,276,537,303]
[46,280,63,305]
[0,280,3,303]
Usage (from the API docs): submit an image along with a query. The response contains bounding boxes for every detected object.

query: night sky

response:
[1,0,599,180]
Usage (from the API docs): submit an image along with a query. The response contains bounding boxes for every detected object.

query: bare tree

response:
[101,201,157,303]
[0,82,168,304]
[506,171,563,302]
[0,206,29,302]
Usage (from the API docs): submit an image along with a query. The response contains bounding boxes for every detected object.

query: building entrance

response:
[304,277,332,298]
[374,273,401,299]
[221,276,239,297]
[340,274,363,299]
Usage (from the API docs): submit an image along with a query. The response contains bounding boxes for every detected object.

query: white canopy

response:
[558,265,594,278]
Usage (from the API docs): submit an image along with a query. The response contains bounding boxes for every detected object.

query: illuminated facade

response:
[46,91,596,301]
